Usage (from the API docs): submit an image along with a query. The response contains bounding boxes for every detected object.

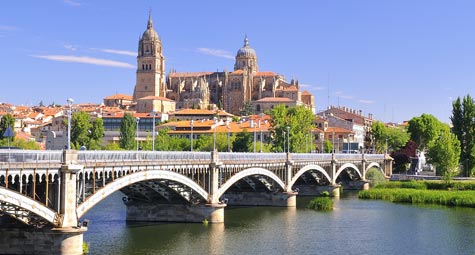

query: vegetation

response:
[119,113,137,150]
[269,105,315,153]
[70,111,104,150]
[83,242,89,254]
[365,167,387,187]
[232,130,253,152]
[307,196,333,211]
[451,95,475,176]
[0,113,15,141]
[371,121,409,153]
[359,189,475,208]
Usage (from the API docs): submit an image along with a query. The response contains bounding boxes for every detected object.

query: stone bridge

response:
[0,150,391,254]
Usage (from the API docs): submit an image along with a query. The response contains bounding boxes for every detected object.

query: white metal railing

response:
[0,150,63,163]
[0,150,386,164]
[77,151,211,162]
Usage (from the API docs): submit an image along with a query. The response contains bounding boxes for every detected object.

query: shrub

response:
[365,167,387,187]
[307,197,333,211]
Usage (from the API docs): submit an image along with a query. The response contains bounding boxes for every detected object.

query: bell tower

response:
[133,11,166,101]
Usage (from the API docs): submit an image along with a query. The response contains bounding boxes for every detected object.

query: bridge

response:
[0,150,391,255]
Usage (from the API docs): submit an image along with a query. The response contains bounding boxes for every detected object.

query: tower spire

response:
[147,8,153,29]
[244,34,249,47]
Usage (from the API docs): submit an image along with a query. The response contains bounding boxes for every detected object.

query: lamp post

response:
[226,120,230,152]
[286,126,290,153]
[190,119,194,151]
[213,117,217,151]
[151,111,156,151]
[136,117,140,151]
[253,120,257,153]
[332,131,335,154]
[260,128,263,153]
[283,131,286,153]
[66,98,74,150]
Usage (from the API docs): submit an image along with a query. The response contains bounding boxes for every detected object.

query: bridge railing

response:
[218,152,287,162]
[77,151,211,163]
[0,150,63,163]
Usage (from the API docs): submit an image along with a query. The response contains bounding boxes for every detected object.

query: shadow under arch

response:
[289,164,332,188]
[335,163,362,180]
[76,170,209,218]
[216,167,285,199]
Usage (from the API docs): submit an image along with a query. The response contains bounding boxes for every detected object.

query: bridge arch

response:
[335,163,362,180]
[365,162,384,175]
[216,168,285,199]
[76,170,209,218]
[0,187,58,225]
[289,165,332,188]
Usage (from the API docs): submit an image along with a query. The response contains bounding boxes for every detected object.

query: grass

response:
[374,180,475,191]
[359,189,475,207]
[307,197,333,211]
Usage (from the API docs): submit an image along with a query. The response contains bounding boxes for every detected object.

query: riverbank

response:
[358,181,475,208]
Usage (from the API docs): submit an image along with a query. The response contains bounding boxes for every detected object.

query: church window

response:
[256,104,261,112]
[142,64,145,70]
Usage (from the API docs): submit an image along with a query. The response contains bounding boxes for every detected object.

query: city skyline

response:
[1,1,474,123]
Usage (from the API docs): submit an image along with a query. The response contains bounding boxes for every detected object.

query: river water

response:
[82,192,475,255]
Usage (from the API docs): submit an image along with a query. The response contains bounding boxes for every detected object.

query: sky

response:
[1,0,474,124]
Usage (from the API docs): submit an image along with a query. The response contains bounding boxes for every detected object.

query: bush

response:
[375,180,427,190]
[365,167,387,187]
[307,197,333,211]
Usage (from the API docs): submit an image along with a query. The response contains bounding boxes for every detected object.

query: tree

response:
[241,101,254,116]
[71,111,92,149]
[269,105,315,153]
[323,140,333,153]
[407,114,442,150]
[0,113,15,140]
[370,121,409,153]
[427,126,461,178]
[232,130,253,152]
[390,140,417,173]
[119,113,136,150]
[451,94,475,176]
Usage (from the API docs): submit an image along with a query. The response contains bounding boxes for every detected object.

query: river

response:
[82,192,475,255]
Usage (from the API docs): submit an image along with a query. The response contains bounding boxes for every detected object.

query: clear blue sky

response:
[1,0,474,123]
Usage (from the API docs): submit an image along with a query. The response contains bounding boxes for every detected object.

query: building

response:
[132,13,315,115]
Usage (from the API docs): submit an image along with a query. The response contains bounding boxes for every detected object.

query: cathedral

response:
[132,13,315,115]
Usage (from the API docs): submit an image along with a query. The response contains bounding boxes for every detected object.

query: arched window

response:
[256,104,261,112]
[142,64,145,70]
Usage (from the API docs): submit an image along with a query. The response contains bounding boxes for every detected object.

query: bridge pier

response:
[125,201,226,223]
[0,226,86,255]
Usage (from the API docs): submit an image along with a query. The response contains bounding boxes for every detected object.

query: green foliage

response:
[83,242,89,254]
[359,189,475,208]
[307,197,333,211]
[323,140,333,153]
[371,121,409,153]
[365,168,387,187]
[71,111,92,149]
[375,180,427,190]
[407,114,443,150]
[451,94,475,176]
[232,130,253,152]
[319,191,330,197]
[269,105,315,153]
[0,113,15,140]
[427,127,461,177]
[0,138,40,150]
[104,142,123,150]
[119,113,137,150]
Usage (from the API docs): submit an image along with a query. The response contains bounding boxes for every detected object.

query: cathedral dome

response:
[236,35,256,57]
[142,28,158,40]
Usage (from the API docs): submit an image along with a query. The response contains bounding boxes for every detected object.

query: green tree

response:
[71,111,92,149]
[119,113,136,150]
[371,121,409,153]
[269,105,315,153]
[427,126,461,178]
[407,114,442,150]
[0,113,15,140]
[323,140,333,153]
[232,130,253,152]
[451,94,475,176]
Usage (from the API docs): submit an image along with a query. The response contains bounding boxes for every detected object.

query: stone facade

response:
[132,14,315,115]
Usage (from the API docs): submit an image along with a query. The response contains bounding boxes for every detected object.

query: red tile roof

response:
[104,94,133,100]
[255,97,293,103]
